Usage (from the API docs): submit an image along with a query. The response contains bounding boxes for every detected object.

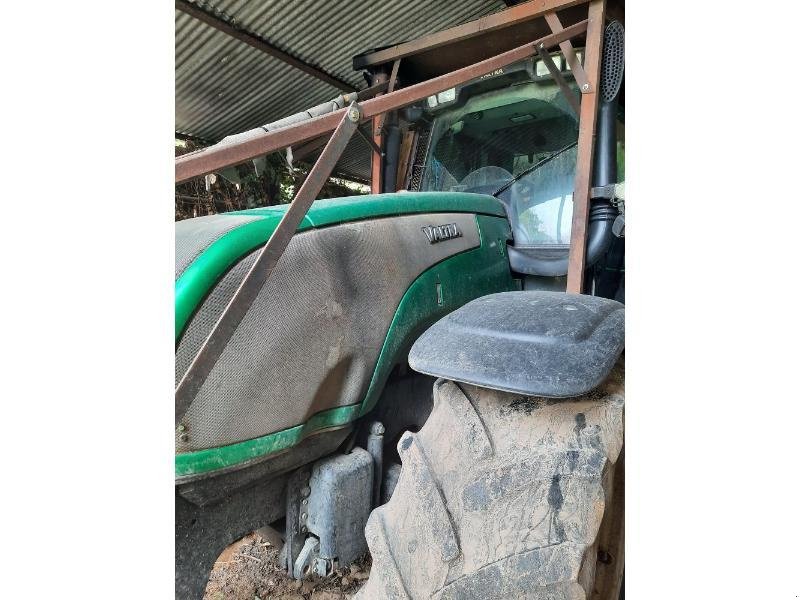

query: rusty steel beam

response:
[370,71,389,193]
[177,80,388,174]
[544,11,589,91]
[176,0,356,93]
[566,0,606,293]
[176,19,588,183]
[354,0,590,70]
[175,104,361,422]
[536,44,581,116]
[353,80,391,100]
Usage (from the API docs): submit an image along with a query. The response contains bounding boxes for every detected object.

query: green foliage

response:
[175,139,367,221]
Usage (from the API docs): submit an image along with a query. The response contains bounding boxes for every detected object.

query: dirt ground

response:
[204,533,370,600]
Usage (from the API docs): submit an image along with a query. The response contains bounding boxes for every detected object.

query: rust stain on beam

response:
[176,0,356,93]
[176,19,589,183]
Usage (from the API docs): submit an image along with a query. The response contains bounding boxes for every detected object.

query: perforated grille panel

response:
[600,21,625,103]
[175,251,257,386]
[175,214,262,280]
[409,125,432,191]
[176,213,480,452]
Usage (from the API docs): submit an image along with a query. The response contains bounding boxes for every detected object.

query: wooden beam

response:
[353,0,589,70]
[176,0,357,92]
[566,0,606,293]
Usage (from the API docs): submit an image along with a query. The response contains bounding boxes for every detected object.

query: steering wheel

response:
[458,166,514,194]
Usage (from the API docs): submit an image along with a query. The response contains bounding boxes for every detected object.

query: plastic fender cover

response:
[408,291,624,398]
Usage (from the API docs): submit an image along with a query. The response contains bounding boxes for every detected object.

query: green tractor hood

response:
[175,192,506,339]
[175,191,515,478]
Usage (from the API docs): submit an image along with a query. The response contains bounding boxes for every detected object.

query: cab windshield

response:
[420,75,578,246]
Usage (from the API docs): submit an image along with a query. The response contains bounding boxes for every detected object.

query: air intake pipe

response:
[584,20,624,268]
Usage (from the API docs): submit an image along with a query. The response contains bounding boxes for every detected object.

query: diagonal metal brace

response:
[544,11,590,92]
[356,125,383,156]
[174,102,362,424]
[536,43,581,117]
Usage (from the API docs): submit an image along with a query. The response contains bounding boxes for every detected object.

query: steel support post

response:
[370,72,389,193]
[566,0,606,293]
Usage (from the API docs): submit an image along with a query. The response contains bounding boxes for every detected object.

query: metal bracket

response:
[612,213,625,237]
[366,421,385,508]
[536,43,581,117]
[591,182,624,237]
[590,182,624,200]
[294,537,322,579]
[292,537,333,579]
[284,466,312,577]
[312,553,333,578]
[610,183,625,237]
[174,101,361,424]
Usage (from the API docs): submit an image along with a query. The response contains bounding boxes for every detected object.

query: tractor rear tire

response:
[355,364,625,600]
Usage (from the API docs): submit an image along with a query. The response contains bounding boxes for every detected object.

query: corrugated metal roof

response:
[176,0,508,179]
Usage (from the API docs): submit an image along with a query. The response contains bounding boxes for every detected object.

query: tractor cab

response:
[409,41,624,291]
[419,57,581,272]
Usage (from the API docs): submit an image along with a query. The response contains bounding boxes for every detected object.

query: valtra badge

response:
[421,223,462,244]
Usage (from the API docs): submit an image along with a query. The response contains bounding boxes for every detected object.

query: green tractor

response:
[175,2,625,597]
